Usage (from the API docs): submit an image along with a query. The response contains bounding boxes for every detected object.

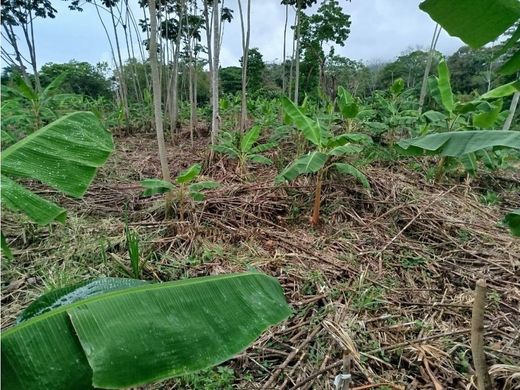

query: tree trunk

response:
[2,23,31,85]
[148,0,173,212]
[294,3,301,104]
[288,9,297,99]
[210,0,220,146]
[204,1,213,104]
[188,59,194,145]
[238,0,251,133]
[19,8,40,92]
[168,2,184,141]
[110,4,130,126]
[503,91,520,130]
[282,4,289,94]
[418,23,441,114]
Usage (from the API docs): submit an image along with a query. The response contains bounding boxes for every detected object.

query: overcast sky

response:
[6,0,466,71]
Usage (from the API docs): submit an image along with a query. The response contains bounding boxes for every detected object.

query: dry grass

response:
[2,133,519,389]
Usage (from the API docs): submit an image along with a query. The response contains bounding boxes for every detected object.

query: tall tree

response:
[210,0,221,146]
[0,0,70,91]
[300,0,350,95]
[148,0,173,211]
[238,0,251,133]
[281,0,317,102]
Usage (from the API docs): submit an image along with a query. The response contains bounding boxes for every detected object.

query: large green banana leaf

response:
[419,0,520,74]
[481,80,520,100]
[419,0,520,48]
[2,272,292,390]
[337,86,359,119]
[240,126,261,153]
[397,131,520,157]
[437,60,454,113]
[1,111,114,225]
[281,96,323,146]
[276,151,328,183]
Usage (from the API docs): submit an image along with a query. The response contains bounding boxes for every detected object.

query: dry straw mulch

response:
[2,134,519,389]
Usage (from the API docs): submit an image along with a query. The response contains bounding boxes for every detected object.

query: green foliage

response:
[141,163,219,202]
[397,131,520,157]
[277,96,370,225]
[39,61,112,99]
[376,50,436,92]
[220,67,243,96]
[503,209,520,236]
[213,126,275,175]
[240,48,266,93]
[337,86,359,119]
[422,60,519,134]
[419,0,520,74]
[1,73,79,137]
[1,273,292,390]
[1,112,114,225]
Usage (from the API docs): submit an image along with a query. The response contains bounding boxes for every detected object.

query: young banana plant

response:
[276,96,371,226]
[212,125,275,177]
[140,163,219,220]
[402,59,520,181]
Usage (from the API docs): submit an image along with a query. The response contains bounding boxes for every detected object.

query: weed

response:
[174,366,236,390]
[352,286,384,311]
[480,190,500,206]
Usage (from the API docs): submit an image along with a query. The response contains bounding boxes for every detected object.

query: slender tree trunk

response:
[192,55,199,146]
[148,0,173,212]
[288,9,297,99]
[210,0,220,146]
[282,4,289,94]
[122,3,140,105]
[168,1,185,140]
[2,23,31,85]
[204,1,213,104]
[188,51,195,146]
[238,0,251,133]
[419,23,441,114]
[294,2,301,104]
[110,4,130,126]
[18,8,40,92]
[503,91,520,130]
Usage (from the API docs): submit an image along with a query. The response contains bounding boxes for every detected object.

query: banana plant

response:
[276,97,371,226]
[1,72,73,132]
[407,59,520,179]
[423,59,519,133]
[1,112,114,258]
[212,126,276,176]
[140,163,219,219]
[2,272,291,390]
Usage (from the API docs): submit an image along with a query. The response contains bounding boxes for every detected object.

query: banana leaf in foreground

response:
[1,272,291,390]
[0,111,114,225]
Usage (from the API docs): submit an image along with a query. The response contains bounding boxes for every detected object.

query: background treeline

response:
[2,44,516,121]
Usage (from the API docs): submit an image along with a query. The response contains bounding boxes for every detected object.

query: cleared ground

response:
[2,132,519,389]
